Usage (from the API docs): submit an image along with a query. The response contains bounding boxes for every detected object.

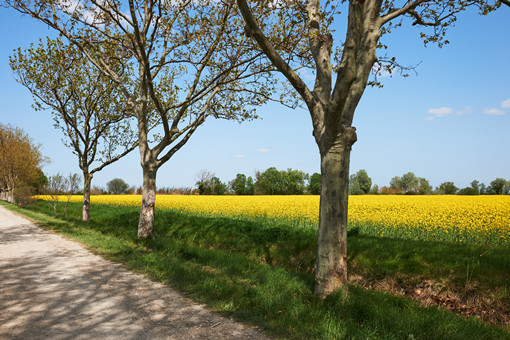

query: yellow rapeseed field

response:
[41,194,510,245]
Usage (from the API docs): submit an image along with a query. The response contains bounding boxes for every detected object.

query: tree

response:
[212,177,228,195]
[230,173,255,195]
[107,178,130,195]
[5,1,281,238]
[417,177,432,195]
[28,169,48,195]
[308,173,321,195]
[438,182,458,195]
[255,167,284,195]
[283,169,308,195]
[480,183,488,195]
[255,167,308,195]
[471,180,481,195]
[0,124,45,203]
[196,170,215,195]
[504,181,510,195]
[45,173,80,216]
[489,178,507,195]
[389,172,419,194]
[45,173,66,216]
[236,0,499,296]
[401,172,419,194]
[390,176,402,191]
[388,172,430,194]
[458,186,477,195]
[195,171,228,195]
[348,178,362,195]
[246,176,255,195]
[370,184,380,195]
[458,180,481,195]
[10,37,138,221]
[230,173,247,195]
[350,169,372,194]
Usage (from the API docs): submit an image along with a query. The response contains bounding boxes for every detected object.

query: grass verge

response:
[2,200,509,339]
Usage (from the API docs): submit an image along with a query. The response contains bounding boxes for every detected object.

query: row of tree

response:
[193,169,510,196]
[3,0,505,298]
[385,172,510,195]
[196,168,319,195]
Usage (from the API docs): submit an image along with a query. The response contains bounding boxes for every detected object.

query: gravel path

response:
[0,205,268,339]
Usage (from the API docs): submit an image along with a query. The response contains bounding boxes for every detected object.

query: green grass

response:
[2,200,509,339]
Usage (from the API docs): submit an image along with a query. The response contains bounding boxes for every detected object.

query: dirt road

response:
[0,205,267,339]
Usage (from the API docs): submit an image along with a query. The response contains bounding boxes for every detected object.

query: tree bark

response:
[138,165,157,239]
[7,188,15,204]
[82,173,92,221]
[315,126,357,297]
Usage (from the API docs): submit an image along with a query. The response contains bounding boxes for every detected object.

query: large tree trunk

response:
[82,173,92,221]
[138,165,157,238]
[315,129,356,297]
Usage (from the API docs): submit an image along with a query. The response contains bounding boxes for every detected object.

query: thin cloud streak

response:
[258,148,276,153]
[428,107,453,117]
[483,108,505,115]
[501,99,510,109]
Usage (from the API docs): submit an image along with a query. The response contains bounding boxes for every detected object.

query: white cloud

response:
[258,148,276,153]
[234,154,245,159]
[457,106,472,116]
[483,108,506,115]
[501,99,510,109]
[427,107,453,117]
[298,69,315,81]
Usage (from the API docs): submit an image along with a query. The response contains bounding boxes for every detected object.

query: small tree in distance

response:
[349,169,372,195]
[45,173,80,216]
[438,182,458,195]
[370,184,380,195]
[230,174,255,195]
[107,178,130,195]
[308,173,321,195]
[255,167,308,195]
[489,178,507,195]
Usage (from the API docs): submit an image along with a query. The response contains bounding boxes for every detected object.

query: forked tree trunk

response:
[315,130,356,297]
[82,173,92,221]
[138,166,157,238]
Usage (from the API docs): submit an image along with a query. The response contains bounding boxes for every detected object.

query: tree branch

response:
[379,0,429,26]
[236,0,314,106]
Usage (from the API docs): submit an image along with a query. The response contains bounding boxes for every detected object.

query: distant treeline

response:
[90,169,510,196]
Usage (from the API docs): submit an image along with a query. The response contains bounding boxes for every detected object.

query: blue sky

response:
[0,6,508,190]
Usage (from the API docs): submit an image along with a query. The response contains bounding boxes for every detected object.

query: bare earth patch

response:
[349,274,509,327]
[0,205,268,340]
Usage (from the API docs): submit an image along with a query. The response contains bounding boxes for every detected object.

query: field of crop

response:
[41,195,510,246]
